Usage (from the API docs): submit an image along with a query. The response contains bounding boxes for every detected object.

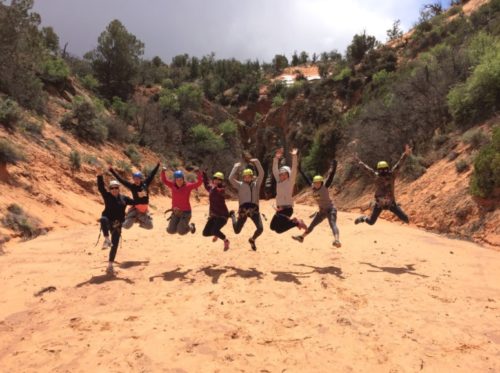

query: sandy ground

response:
[0,201,499,372]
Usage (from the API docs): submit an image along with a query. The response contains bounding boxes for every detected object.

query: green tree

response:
[177,83,203,111]
[272,54,289,74]
[41,26,59,53]
[386,19,403,41]
[291,51,300,66]
[86,19,144,99]
[346,31,378,65]
[299,51,309,64]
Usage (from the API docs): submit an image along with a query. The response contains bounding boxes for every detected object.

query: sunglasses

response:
[110,186,119,190]
[213,178,222,181]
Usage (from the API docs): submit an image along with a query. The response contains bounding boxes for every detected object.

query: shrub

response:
[470,126,500,198]
[333,67,351,82]
[60,97,108,144]
[40,57,70,84]
[0,98,21,131]
[80,74,99,91]
[104,116,130,143]
[116,159,132,173]
[111,96,136,121]
[177,83,203,111]
[272,95,284,108]
[158,88,180,113]
[0,139,25,165]
[455,159,469,173]
[69,150,81,171]
[2,204,44,240]
[402,154,426,180]
[189,124,225,156]
[22,120,44,137]
[124,144,142,166]
[218,120,238,137]
[432,133,449,148]
[462,128,489,149]
[82,153,99,166]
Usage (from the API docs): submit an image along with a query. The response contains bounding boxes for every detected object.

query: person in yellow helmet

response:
[202,171,230,251]
[228,157,264,251]
[293,159,341,247]
[354,144,412,225]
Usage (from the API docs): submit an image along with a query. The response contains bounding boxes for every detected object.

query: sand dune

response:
[0,201,499,372]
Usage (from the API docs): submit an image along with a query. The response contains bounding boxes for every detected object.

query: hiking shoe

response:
[354,216,365,225]
[249,238,257,251]
[106,264,115,275]
[333,240,342,248]
[292,235,304,243]
[296,219,307,230]
[190,223,196,234]
[224,239,230,251]
[229,210,235,219]
[102,237,111,249]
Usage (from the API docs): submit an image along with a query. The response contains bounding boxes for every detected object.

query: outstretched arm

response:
[325,160,338,188]
[272,156,280,182]
[109,168,133,189]
[188,171,204,190]
[354,154,377,176]
[144,162,160,187]
[229,162,242,188]
[290,149,298,184]
[392,144,412,173]
[160,169,174,188]
[252,158,265,187]
[97,175,107,197]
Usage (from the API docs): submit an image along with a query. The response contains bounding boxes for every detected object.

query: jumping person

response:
[229,157,264,251]
[97,170,135,274]
[202,171,230,251]
[293,160,341,248]
[354,144,412,226]
[270,147,307,233]
[161,168,203,235]
[109,162,160,230]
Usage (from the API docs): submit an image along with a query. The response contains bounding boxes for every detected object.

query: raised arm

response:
[252,158,265,187]
[160,169,174,188]
[97,175,107,197]
[355,156,377,176]
[325,160,337,188]
[272,156,280,182]
[202,171,211,192]
[290,149,298,184]
[229,162,242,188]
[109,168,133,189]
[187,171,203,190]
[144,162,160,187]
[392,145,412,173]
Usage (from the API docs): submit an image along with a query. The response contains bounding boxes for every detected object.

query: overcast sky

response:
[33,0,452,62]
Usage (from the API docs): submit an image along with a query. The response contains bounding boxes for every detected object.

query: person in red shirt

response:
[161,168,203,235]
[202,171,230,251]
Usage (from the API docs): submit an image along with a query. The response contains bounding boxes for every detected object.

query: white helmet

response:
[109,180,120,188]
[279,166,291,175]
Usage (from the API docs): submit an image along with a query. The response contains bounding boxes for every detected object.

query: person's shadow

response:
[75,273,134,288]
[271,271,308,285]
[198,265,227,284]
[359,262,428,278]
[295,264,345,279]
[225,266,264,280]
[149,268,194,283]
[118,261,149,269]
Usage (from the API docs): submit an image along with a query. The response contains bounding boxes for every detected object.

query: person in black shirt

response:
[109,162,160,230]
[97,170,135,274]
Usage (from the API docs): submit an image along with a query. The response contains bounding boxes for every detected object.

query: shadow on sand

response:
[149,268,194,283]
[118,261,150,269]
[198,265,227,284]
[271,271,309,285]
[76,273,134,287]
[225,266,264,280]
[359,262,429,278]
[295,264,345,279]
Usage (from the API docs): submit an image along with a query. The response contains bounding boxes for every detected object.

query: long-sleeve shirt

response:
[203,172,229,217]
[300,160,337,211]
[97,175,135,222]
[109,163,160,206]
[229,159,265,207]
[161,170,203,212]
[273,153,298,207]
[358,152,407,205]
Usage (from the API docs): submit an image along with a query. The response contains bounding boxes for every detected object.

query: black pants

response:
[270,207,297,233]
[100,216,121,262]
[231,208,264,240]
[365,202,409,225]
[203,216,228,240]
[306,208,340,241]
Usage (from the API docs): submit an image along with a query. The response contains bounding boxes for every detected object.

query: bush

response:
[189,124,225,157]
[455,159,469,173]
[177,83,203,111]
[0,139,25,165]
[0,98,21,131]
[80,74,99,91]
[272,95,284,108]
[470,126,500,198]
[218,120,238,137]
[104,116,130,143]
[432,133,449,148]
[69,150,81,171]
[158,88,180,113]
[40,57,70,84]
[82,153,99,166]
[124,144,142,166]
[402,154,426,180]
[2,204,44,240]
[21,120,44,137]
[116,159,132,173]
[462,128,489,149]
[60,97,108,144]
[111,96,136,121]
[333,67,351,82]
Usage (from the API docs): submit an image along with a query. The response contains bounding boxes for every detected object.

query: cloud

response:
[33,0,433,62]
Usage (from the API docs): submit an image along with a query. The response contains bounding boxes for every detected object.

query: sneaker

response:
[190,223,196,234]
[296,219,307,230]
[102,237,111,249]
[229,210,235,219]
[292,235,304,243]
[106,264,115,275]
[223,239,230,251]
[249,238,257,251]
[354,216,365,225]
[333,240,342,248]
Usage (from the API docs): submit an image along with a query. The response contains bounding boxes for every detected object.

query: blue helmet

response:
[173,170,184,179]
[132,171,143,179]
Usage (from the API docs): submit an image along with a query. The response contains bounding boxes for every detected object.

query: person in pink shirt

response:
[161,168,203,235]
